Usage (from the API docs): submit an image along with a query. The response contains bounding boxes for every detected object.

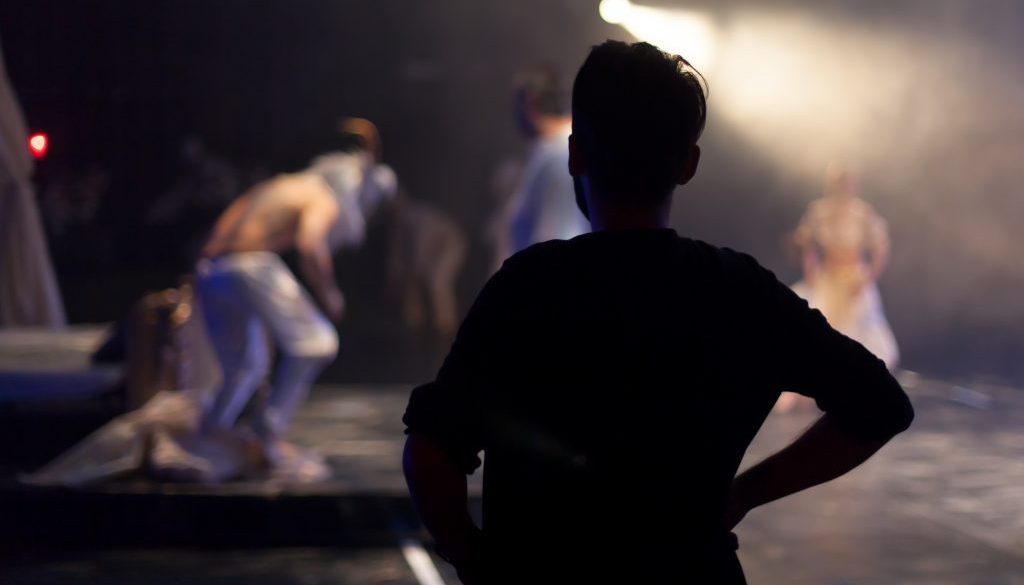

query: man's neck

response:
[587,196,672,232]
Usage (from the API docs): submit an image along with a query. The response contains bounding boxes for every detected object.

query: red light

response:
[28,133,48,158]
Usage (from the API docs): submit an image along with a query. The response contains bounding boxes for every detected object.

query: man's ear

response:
[677,145,701,186]
[568,134,585,178]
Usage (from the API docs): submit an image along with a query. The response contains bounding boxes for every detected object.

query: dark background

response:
[2,0,1021,385]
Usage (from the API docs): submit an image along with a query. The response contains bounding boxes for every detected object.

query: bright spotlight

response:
[598,1,718,72]
[599,0,632,25]
[28,132,48,159]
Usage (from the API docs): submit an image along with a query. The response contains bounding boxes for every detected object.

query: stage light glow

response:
[709,13,920,184]
[599,1,718,72]
[28,132,48,158]
[599,0,631,25]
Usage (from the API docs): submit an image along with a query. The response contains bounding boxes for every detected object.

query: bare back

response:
[201,174,339,258]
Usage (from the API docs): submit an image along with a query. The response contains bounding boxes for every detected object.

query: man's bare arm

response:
[403,433,483,569]
[725,414,899,529]
[296,199,344,321]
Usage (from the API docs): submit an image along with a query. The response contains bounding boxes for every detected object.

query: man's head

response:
[339,117,382,164]
[306,150,397,244]
[570,41,707,207]
[514,64,570,139]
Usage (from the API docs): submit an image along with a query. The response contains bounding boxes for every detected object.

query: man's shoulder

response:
[489,239,578,295]
[498,234,773,284]
[501,239,571,270]
[679,237,766,273]
[504,233,760,265]
[257,173,337,205]
[680,239,786,302]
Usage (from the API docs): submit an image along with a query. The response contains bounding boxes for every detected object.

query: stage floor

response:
[3,376,1024,584]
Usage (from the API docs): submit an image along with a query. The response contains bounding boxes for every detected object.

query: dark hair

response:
[572,40,707,202]
[515,64,568,117]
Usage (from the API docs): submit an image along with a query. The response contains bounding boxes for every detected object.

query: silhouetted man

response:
[403,41,914,584]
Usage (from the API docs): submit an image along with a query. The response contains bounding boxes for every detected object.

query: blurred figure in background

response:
[144,137,273,271]
[383,189,466,344]
[0,38,65,327]
[194,118,396,476]
[488,64,588,270]
[146,136,240,228]
[39,164,109,239]
[777,162,899,411]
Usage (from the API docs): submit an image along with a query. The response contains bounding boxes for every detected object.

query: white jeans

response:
[196,252,338,440]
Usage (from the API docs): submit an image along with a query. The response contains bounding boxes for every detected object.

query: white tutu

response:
[792,266,898,370]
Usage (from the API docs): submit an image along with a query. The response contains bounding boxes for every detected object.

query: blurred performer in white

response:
[777,163,899,411]
[489,65,588,269]
[195,117,396,472]
[0,38,65,327]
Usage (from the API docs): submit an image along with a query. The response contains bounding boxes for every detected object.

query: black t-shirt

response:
[404,228,913,582]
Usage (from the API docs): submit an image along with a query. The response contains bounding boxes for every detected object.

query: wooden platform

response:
[0,325,121,402]
[0,385,470,550]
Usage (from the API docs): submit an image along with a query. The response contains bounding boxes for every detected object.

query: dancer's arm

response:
[866,217,890,284]
[296,199,344,321]
[801,246,820,286]
[792,209,818,285]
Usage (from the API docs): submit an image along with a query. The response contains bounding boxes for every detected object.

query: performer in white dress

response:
[777,163,899,412]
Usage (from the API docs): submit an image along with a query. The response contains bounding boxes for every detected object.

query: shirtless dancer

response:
[197,119,396,466]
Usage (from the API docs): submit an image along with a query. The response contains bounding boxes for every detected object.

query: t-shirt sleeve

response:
[731,252,914,442]
[402,260,516,474]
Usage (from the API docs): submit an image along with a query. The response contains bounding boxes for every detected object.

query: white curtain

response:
[0,37,65,327]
